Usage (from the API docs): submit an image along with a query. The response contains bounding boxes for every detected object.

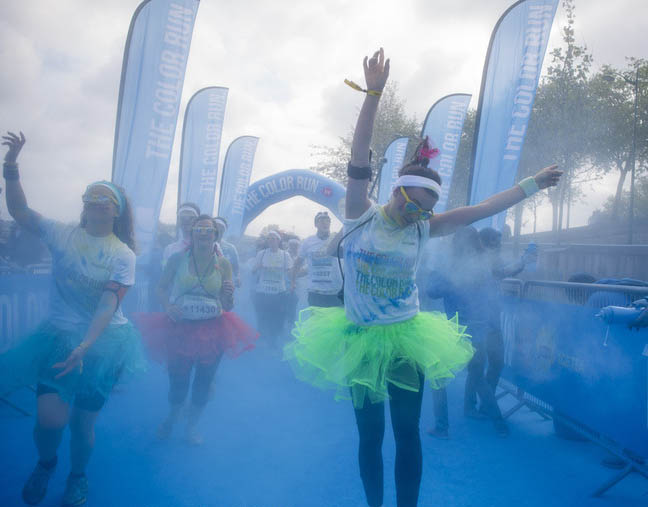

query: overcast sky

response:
[0,0,645,238]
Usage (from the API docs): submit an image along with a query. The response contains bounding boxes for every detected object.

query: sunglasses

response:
[192,227,216,235]
[82,193,118,207]
[400,187,434,220]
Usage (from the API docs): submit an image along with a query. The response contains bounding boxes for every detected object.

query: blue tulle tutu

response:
[0,320,146,403]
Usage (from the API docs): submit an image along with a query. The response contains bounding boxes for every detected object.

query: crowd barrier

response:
[500,279,648,495]
[2,273,647,493]
[0,273,50,353]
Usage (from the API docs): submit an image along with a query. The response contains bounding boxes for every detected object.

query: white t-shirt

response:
[255,248,293,294]
[342,203,429,325]
[298,234,343,295]
[38,218,136,329]
[162,238,190,268]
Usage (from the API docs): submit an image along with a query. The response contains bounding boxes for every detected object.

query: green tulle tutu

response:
[284,307,474,408]
[0,321,146,404]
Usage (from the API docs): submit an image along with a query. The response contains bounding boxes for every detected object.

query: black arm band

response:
[3,163,19,181]
[347,162,373,181]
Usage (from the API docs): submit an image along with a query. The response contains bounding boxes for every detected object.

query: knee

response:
[191,382,210,407]
[357,422,384,449]
[393,421,421,448]
[37,408,68,430]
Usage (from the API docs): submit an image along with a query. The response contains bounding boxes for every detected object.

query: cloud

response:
[0,0,644,239]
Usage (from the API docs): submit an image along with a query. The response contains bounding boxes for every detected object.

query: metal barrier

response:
[498,279,648,497]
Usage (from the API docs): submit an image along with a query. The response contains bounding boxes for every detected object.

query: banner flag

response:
[178,86,228,215]
[112,0,200,260]
[420,93,471,213]
[217,136,259,236]
[377,137,409,205]
[467,0,558,229]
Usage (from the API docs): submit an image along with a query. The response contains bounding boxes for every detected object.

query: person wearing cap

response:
[253,230,293,348]
[291,211,343,308]
[284,49,562,507]
[0,131,145,506]
[213,216,241,287]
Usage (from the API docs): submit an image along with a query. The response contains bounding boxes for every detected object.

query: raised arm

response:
[346,49,390,219]
[2,132,41,234]
[428,165,562,237]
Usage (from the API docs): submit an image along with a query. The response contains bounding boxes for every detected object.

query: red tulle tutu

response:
[134,312,258,364]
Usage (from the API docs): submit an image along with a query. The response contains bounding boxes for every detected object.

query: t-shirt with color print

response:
[343,203,428,325]
[298,234,342,295]
[38,218,136,329]
[255,249,293,294]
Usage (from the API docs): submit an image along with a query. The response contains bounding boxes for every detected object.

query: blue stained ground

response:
[1,340,647,507]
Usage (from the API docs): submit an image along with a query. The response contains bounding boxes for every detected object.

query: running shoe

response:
[22,461,56,505]
[426,427,450,440]
[61,474,88,506]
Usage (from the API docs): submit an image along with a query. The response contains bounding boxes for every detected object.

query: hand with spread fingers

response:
[363,47,390,94]
[52,346,86,379]
[2,131,26,163]
[533,164,563,190]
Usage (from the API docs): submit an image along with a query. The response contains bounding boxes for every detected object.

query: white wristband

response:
[518,177,540,197]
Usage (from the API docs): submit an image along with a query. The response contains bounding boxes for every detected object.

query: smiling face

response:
[391,186,438,224]
[82,185,119,228]
[191,218,217,252]
[315,215,331,236]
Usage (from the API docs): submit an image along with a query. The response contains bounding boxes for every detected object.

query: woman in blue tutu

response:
[285,49,562,507]
[1,131,144,506]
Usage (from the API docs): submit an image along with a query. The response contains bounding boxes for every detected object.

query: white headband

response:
[268,230,281,240]
[213,218,227,230]
[394,175,441,197]
[178,205,199,217]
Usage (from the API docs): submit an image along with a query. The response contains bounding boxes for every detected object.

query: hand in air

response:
[52,346,85,379]
[533,164,562,190]
[2,131,26,163]
[363,48,390,93]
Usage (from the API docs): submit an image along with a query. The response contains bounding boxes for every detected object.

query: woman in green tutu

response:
[1,132,144,506]
[284,49,562,507]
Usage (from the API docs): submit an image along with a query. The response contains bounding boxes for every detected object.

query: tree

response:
[311,82,421,185]
[589,58,648,220]
[589,173,648,224]
[445,108,475,210]
[513,0,593,234]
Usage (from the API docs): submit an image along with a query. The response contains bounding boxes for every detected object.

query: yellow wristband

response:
[344,79,382,97]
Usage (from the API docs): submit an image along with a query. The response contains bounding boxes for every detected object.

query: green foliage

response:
[310,82,421,184]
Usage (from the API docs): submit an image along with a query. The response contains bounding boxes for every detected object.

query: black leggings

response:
[353,373,425,507]
[167,355,221,407]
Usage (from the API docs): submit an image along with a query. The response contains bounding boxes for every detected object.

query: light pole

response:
[603,68,642,244]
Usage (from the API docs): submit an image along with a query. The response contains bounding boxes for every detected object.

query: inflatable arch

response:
[241,170,346,233]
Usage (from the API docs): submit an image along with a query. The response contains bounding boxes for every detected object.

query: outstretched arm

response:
[346,49,390,219]
[428,165,562,237]
[2,132,41,235]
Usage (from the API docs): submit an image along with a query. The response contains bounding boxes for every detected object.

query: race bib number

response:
[179,295,222,320]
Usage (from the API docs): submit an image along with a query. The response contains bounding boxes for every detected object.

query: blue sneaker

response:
[62,474,88,506]
[22,461,56,505]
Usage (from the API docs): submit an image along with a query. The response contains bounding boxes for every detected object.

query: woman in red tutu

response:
[136,215,258,444]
